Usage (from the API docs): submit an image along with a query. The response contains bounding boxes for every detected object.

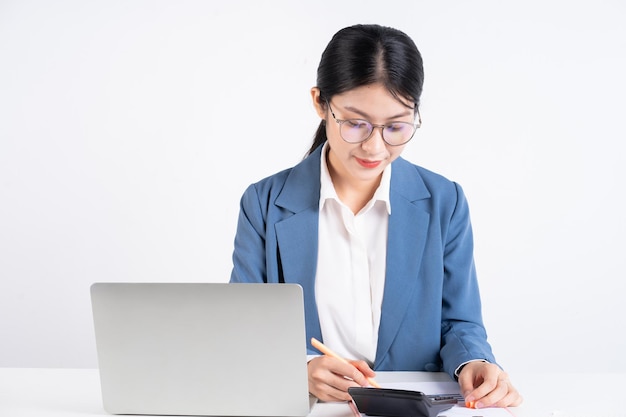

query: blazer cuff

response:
[454,359,488,378]
[307,354,321,363]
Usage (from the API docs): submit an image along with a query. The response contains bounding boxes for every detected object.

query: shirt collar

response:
[319,142,392,214]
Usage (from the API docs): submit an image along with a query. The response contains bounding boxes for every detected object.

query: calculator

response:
[348,387,460,417]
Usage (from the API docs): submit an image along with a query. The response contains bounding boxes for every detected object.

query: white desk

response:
[0,368,623,417]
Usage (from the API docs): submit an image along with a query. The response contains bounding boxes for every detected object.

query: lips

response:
[355,157,382,169]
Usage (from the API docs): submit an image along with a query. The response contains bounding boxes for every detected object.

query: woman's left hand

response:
[458,361,523,409]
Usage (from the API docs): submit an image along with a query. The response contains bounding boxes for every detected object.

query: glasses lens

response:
[340,120,372,143]
[383,122,416,145]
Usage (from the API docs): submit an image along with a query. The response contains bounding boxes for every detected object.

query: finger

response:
[465,369,508,402]
[310,373,362,401]
[457,371,478,398]
[471,377,512,408]
[349,360,377,380]
[307,357,365,401]
[493,383,523,408]
[329,359,370,387]
[465,379,497,404]
[350,360,375,376]
[458,362,501,398]
[312,356,360,380]
[310,380,355,402]
[510,393,524,407]
[493,392,521,408]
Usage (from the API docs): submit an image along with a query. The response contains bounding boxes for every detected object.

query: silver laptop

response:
[90,282,314,416]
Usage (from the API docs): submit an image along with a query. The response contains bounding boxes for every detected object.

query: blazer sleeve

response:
[230,183,268,284]
[439,182,497,377]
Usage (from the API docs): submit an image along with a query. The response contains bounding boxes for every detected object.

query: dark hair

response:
[306,24,424,156]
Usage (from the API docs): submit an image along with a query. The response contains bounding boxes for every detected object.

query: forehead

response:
[332,84,414,117]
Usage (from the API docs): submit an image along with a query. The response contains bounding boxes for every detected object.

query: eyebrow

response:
[342,105,413,121]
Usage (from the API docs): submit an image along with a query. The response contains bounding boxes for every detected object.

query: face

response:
[311,83,416,191]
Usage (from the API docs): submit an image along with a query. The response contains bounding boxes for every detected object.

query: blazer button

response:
[424,363,440,372]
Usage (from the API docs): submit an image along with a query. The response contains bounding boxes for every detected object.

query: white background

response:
[1,0,625,375]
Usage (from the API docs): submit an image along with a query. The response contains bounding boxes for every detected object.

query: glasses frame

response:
[326,100,421,146]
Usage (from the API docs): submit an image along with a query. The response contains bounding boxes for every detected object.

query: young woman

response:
[230,24,522,408]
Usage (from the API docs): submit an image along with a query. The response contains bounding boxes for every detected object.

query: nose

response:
[361,126,387,154]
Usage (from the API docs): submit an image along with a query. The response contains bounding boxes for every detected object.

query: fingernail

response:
[475,401,483,409]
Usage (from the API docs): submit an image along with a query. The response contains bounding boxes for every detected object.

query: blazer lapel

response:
[375,158,431,366]
[274,147,323,341]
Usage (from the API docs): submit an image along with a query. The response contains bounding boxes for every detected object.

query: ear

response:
[310,87,327,119]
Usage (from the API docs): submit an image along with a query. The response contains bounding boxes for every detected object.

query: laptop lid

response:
[90,282,312,416]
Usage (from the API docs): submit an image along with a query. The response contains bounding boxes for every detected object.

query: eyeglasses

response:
[326,100,421,146]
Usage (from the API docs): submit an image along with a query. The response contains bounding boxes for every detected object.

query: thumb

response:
[457,370,476,398]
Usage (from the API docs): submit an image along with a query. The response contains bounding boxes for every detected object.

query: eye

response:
[386,122,411,133]
[345,119,370,129]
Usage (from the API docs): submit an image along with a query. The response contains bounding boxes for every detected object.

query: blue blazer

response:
[230,145,496,379]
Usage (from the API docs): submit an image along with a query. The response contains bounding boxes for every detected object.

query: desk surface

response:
[0,368,623,417]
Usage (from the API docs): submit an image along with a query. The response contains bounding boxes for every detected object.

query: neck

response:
[326,151,381,214]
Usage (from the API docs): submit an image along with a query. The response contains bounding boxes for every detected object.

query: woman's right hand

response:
[307,356,377,402]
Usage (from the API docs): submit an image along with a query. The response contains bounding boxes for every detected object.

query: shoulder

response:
[247,166,292,196]
[392,158,473,241]
[241,147,322,211]
[392,157,465,204]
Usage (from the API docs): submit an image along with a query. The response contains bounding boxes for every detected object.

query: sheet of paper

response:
[379,382,516,417]
[434,406,516,417]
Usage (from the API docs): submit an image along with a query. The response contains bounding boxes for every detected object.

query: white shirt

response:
[314,142,391,366]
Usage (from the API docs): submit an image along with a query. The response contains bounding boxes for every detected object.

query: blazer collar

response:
[275,146,431,214]
[388,156,431,203]
[274,146,322,214]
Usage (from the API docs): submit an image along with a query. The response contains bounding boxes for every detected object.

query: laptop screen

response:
[91,282,311,416]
